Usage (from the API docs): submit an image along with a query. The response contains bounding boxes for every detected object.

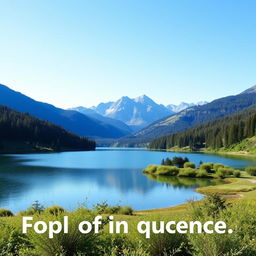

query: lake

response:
[0,148,256,213]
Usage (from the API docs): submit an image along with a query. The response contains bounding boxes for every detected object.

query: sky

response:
[0,0,256,109]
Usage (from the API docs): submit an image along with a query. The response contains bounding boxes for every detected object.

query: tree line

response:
[0,105,96,152]
[149,105,256,150]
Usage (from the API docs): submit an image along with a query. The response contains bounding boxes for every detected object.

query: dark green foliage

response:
[31,201,44,214]
[201,194,226,218]
[164,157,172,166]
[0,227,34,256]
[0,105,96,153]
[0,208,13,217]
[161,157,189,167]
[200,163,213,173]
[172,157,189,168]
[245,166,256,176]
[149,105,256,150]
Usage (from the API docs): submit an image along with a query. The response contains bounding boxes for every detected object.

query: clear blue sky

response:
[0,0,255,108]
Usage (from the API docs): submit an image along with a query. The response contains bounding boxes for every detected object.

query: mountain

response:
[166,101,207,113]
[116,85,256,147]
[149,104,256,151]
[240,85,256,94]
[0,105,95,153]
[70,106,132,135]
[0,84,129,139]
[91,95,173,131]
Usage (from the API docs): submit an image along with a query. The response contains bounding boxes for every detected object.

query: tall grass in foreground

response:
[1,196,256,255]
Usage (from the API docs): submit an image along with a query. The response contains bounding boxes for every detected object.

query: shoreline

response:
[136,175,256,214]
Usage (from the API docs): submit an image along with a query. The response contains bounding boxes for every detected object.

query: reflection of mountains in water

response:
[0,155,222,207]
[0,156,159,201]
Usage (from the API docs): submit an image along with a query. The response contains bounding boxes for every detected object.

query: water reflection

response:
[0,149,255,212]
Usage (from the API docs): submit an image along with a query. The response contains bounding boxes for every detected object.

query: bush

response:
[196,169,209,178]
[118,206,133,215]
[28,209,104,256]
[44,206,65,215]
[178,168,197,177]
[0,208,13,217]
[18,208,36,216]
[245,166,256,176]
[184,162,195,168]
[200,163,213,173]
[215,167,234,178]
[215,170,225,179]
[93,202,133,215]
[156,166,179,176]
[213,163,225,172]
[18,201,44,216]
[226,168,234,176]
[143,165,158,174]
[233,170,241,177]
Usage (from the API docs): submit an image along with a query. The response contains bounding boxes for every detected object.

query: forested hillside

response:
[116,87,256,147]
[149,105,256,151]
[0,105,95,153]
[0,84,129,139]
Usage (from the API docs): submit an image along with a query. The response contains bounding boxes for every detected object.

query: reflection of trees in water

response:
[0,178,27,203]
[0,155,160,205]
[145,174,224,189]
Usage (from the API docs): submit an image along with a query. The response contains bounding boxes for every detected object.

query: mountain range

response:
[0,84,130,139]
[115,86,256,147]
[1,83,256,148]
[72,96,206,131]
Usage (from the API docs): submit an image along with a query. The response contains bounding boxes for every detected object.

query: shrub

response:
[18,208,36,216]
[0,227,33,255]
[44,205,65,215]
[200,163,213,173]
[215,167,234,178]
[245,166,256,176]
[156,166,179,176]
[215,170,225,179]
[184,162,195,168]
[178,168,197,177]
[104,206,121,214]
[28,210,104,256]
[143,165,158,174]
[196,169,209,178]
[213,163,225,172]
[233,170,241,177]
[187,195,249,256]
[0,208,13,217]
[226,168,234,176]
[118,206,133,215]
[18,201,44,216]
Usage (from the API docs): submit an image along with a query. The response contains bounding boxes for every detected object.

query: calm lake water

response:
[0,148,256,213]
